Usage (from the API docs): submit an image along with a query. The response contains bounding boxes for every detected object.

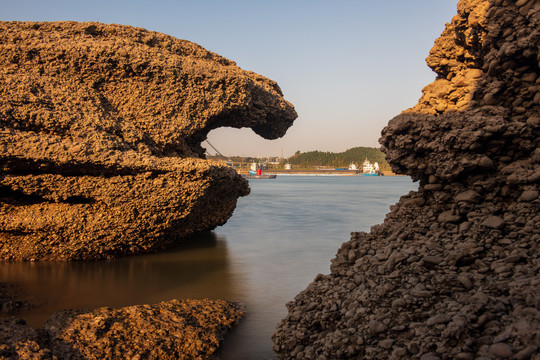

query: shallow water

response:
[1,176,417,359]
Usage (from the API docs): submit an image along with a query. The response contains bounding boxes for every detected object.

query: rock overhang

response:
[0,21,297,260]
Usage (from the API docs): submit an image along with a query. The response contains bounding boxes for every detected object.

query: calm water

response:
[0,176,416,359]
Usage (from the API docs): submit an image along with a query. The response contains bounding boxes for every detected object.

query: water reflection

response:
[1,176,417,359]
[0,231,243,328]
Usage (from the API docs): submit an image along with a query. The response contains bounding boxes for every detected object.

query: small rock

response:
[513,345,537,360]
[479,156,495,168]
[410,289,432,298]
[438,210,460,223]
[379,339,394,349]
[482,216,504,229]
[392,298,406,308]
[519,190,538,202]
[422,255,443,266]
[493,330,512,343]
[459,221,473,231]
[369,320,387,334]
[426,314,451,325]
[454,353,474,360]
[458,274,473,290]
[425,184,443,191]
[489,343,513,358]
[420,354,441,360]
[455,190,481,203]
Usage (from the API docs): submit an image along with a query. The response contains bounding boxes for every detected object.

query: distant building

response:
[285,163,292,170]
[250,162,268,171]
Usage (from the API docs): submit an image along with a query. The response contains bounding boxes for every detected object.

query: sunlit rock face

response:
[0,21,297,260]
[273,0,539,358]
[0,298,244,359]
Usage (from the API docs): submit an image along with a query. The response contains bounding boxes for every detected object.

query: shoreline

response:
[236,169,399,176]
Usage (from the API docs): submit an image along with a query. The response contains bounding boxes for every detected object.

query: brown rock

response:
[0,298,244,360]
[519,190,539,202]
[426,314,451,325]
[368,320,387,334]
[455,190,482,203]
[438,210,461,223]
[422,255,444,266]
[43,299,244,360]
[273,0,540,359]
[458,274,473,290]
[513,346,537,360]
[489,343,513,358]
[482,215,505,229]
[0,21,297,260]
[0,317,52,359]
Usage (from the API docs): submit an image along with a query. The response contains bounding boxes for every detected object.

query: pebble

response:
[426,314,451,325]
[438,210,461,223]
[379,339,394,349]
[489,343,513,358]
[458,274,473,289]
[519,190,538,202]
[420,354,441,360]
[423,255,443,265]
[455,190,481,203]
[392,298,406,308]
[482,216,504,229]
[368,320,387,334]
[513,346,537,360]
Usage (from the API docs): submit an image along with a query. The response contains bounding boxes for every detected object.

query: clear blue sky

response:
[2,0,458,157]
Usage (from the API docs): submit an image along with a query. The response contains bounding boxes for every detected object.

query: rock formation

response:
[273,0,539,358]
[0,21,297,260]
[0,298,244,359]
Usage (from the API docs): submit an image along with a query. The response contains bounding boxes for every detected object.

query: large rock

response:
[0,298,244,360]
[0,21,297,260]
[273,0,539,358]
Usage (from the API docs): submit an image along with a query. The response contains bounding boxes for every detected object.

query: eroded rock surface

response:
[273,0,539,358]
[0,21,297,260]
[0,298,244,360]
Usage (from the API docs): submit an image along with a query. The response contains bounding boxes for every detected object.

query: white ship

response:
[362,159,382,176]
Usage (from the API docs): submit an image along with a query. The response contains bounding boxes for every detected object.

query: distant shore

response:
[236,169,399,176]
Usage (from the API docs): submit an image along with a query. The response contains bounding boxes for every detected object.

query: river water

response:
[1,175,416,359]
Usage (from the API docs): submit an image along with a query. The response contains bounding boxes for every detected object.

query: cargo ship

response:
[362,159,383,176]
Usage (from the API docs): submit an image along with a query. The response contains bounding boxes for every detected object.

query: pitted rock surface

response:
[0,299,244,360]
[273,0,539,359]
[0,21,297,260]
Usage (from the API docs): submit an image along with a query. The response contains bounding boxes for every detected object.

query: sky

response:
[2,0,458,157]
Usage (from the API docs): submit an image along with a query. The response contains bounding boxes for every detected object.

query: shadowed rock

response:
[273,0,539,358]
[0,21,297,260]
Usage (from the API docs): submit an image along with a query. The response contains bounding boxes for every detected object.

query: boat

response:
[362,158,383,176]
[243,174,277,179]
[245,168,277,179]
